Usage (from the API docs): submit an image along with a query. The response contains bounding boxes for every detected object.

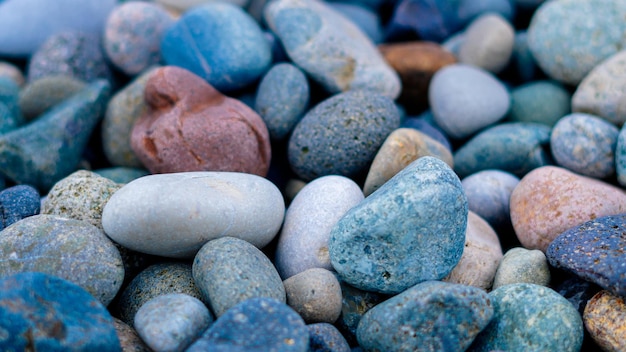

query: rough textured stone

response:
[492,247,550,289]
[18,75,86,121]
[583,290,626,352]
[283,268,342,324]
[335,280,387,346]
[0,184,40,230]
[459,13,514,73]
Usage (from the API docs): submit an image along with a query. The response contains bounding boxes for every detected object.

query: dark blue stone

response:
[0,184,39,230]
[386,0,463,42]
[554,276,602,316]
[308,323,350,352]
[547,213,626,297]
[0,272,121,351]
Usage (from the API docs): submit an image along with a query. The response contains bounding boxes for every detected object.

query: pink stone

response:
[510,166,626,252]
[131,66,271,176]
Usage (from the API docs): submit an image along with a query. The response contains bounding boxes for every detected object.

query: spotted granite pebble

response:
[461,170,519,230]
[283,268,342,324]
[492,247,550,289]
[357,281,493,352]
[329,157,467,294]
[583,290,626,352]
[0,184,40,230]
[308,323,350,352]
[134,293,213,352]
[510,166,626,252]
[18,75,86,121]
[508,80,571,127]
[458,13,514,74]
[469,283,583,351]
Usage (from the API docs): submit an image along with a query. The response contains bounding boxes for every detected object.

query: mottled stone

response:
[0,184,40,230]
[308,323,350,352]
[276,175,363,279]
[18,75,86,121]
[113,318,151,352]
[288,90,400,181]
[461,170,519,229]
[0,61,25,87]
[510,166,626,252]
[130,66,271,176]
[265,0,401,99]
[459,13,514,73]
[329,157,467,294]
[193,237,286,317]
[583,290,626,352]
[336,281,387,345]
[492,247,550,289]
[363,128,453,196]
[469,283,583,351]
[508,80,571,127]
[357,281,493,352]
[0,272,121,351]
[283,268,342,324]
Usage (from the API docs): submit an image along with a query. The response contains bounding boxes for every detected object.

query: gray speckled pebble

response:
[329,156,468,294]
[193,236,286,317]
[18,75,86,121]
[492,247,550,289]
[0,214,124,306]
[134,293,212,352]
[461,170,519,230]
[283,268,342,324]
[0,184,40,230]
[357,281,493,352]
[469,283,583,352]
[459,13,514,73]
[308,323,350,352]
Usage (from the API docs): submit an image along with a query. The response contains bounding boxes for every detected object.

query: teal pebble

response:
[617,124,626,187]
[18,75,87,121]
[94,167,150,184]
[508,80,571,127]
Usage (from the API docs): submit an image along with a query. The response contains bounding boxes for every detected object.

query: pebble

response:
[0,61,25,87]
[469,283,583,351]
[492,247,550,289]
[94,167,149,184]
[113,318,151,352]
[618,125,626,187]
[104,2,173,76]
[264,0,400,99]
[459,13,515,74]
[254,63,310,140]
[429,64,510,140]
[0,272,120,351]
[0,76,22,126]
[572,50,626,126]
[357,281,493,352]
[103,172,284,258]
[510,166,626,252]
[546,213,626,297]
[327,3,383,44]
[134,293,213,352]
[583,290,626,352]
[0,0,117,57]
[401,113,452,151]
[527,0,626,85]
[283,268,342,324]
[18,75,86,121]
[161,3,271,92]
[385,0,463,42]
[453,122,551,178]
[363,127,453,196]
[288,90,400,181]
[457,0,515,25]
[192,237,286,317]
[508,80,571,127]
[187,297,309,352]
[308,323,351,352]
[443,211,503,290]
[0,214,124,306]
[157,0,250,12]
[510,31,540,83]
[461,169,519,230]
[0,184,40,230]
[335,280,387,345]
[329,157,467,294]
[130,66,271,176]
[275,175,363,279]
[555,276,602,316]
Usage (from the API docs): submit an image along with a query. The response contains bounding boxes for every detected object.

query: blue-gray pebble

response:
[0,184,40,230]
[617,124,626,187]
[18,75,87,121]
[469,283,583,352]
[511,31,539,82]
[461,170,519,229]
[308,323,350,352]
[329,156,468,294]
[357,281,493,352]
[187,297,309,352]
[508,80,571,127]
[0,272,120,351]
[336,280,387,345]
[546,213,626,297]
[254,63,309,140]
[550,113,619,178]
[327,3,383,44]
[0,76,23,127]
[288,90,400,181]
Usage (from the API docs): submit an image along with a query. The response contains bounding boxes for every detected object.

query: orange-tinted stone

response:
[584,290,626,352]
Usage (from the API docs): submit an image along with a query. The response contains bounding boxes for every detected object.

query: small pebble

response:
[492,247,550,289]
[113,318,151,352]
[308,323,351,352]
[508,80,571,127]
[458,13,515,73]
[0,61,25,86]
[461,169,519,230]
[0,184,40,230]
[583,290,626,352]
[283,268,342,324]
[18,75,86,121]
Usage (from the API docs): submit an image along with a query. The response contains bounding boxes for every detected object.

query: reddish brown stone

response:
[131,66,271,176]
[379,41,456,113]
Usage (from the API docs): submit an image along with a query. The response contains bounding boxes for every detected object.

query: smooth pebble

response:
[508,80,571,127]
[283,268,342,324]
[458,13,514,74]
[492,247,550,289]
[461,169,519,230]
[18,75,86,121]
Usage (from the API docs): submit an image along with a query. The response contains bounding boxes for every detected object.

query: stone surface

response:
[102,172,284,258]
[130,66,271,176]
[555,276,602,316]
[618,124,626,187]
[0,61,25,86]
[357,281,493,352]
[336,281,387,346]
[329,157,467,294]
[363,128,453,196]
[461,170,519,229]
[385,0,464,42]
[508,80,571,127]
[275,175,363,279]
[283,268,342,324]
[157,0,250,11]
[469,283,583,351]
[18,75,86,121]
[0,76,23,132]
[328,3,383,44]
[113,318,151,352]
[510,166,626,252]
[492,247,550,289]
[583,290,626,352]
[193,237,286,317]
[0,184,40,230]
[546,214,626,297]
[0,215,124,306]
[401,112,452,151]
[308,323,350,352]
[288,90,400,181]
[94,167,149,184]
[0,272,121,351]
[265,0,401,99]
[458,13,514,73]
[510,31,540,83]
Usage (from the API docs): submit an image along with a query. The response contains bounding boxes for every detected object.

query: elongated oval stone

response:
[102,172,285,258]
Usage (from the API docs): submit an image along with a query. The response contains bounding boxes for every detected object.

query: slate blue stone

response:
[461,170,519,229]
[357,281,493,352]
[555,276,602,316]
[453,122,552,178]
[386,0,463,42]
[0,272,120,351]
[329,156,468,294]
[327,3,383,44]
[617,124,626,187]
[288,90,400,181]
[161,3,271,92]
[254,63,309,140]
[401,114,452,151]
[186,297,309,352]
[0,80,110,191]
[469,283,583,352]
[546,213,626,298]
[508,80,571,127]
[308,323,350,352]
[0,184,39,230]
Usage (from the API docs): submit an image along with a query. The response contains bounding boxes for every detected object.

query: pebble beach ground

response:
[0,0,625,351]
